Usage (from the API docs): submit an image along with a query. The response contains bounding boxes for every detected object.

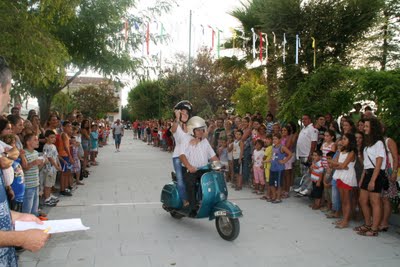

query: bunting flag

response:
[239,30,246,49]
[295,34,301,65]
[251,28,256,59]
[160,23,165,43]
[146,23,150,55]
[230,27,237,49]
[208,25,215,51]
[264,33,269,65]
[217,28,222,58]
[272,32,276,46]
[282,33,287,64]
[311,37,316,67]
[124,19,129,42]
[259,31,263,61]
[134,21,140,30]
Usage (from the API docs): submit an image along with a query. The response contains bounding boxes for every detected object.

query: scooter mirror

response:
[211,161,223,171]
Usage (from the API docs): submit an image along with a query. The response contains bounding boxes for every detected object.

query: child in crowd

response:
[321,129,337,168]
[331,133,357,229]
[262,134,273,201]
[21,133,44,216]
[217,137,229,180]
[90,124,99,165]
[226,134,234,183]
[321,151,335,212]
[98,126,104,147]
[1,134,23,210]
[231,130,244,190]
[252,139,265,194]
[70,136,83,186]
[146,125,152,145]
[42,130,61,206]
[269,133,292,203]
[310,150,324,209]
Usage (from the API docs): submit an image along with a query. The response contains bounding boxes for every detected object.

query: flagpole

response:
[188,10,192,100]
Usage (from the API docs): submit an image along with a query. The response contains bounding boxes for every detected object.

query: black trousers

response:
[184,170,207,209]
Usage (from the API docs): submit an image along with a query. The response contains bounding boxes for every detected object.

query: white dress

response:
[332,152,357,187]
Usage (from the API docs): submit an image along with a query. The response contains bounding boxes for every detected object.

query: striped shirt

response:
[310,160,324,181]
[180,137,216,168]
[24,149,39,188]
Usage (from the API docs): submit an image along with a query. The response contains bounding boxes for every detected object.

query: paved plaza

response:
[18,131,400,267]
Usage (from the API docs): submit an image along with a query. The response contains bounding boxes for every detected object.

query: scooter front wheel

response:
[215,216,240,241]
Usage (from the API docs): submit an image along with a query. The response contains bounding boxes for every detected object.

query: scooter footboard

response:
[210,200,242,220]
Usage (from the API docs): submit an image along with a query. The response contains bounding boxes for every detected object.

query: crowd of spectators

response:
[136,107,399,237]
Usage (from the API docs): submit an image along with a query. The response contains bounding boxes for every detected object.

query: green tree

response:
[356,68,400,143]
[51,92,77,119]
[1,0,172,123]
[71,84,119,119]
[128,80,163,119]
[230,0,383,114]
[232,76,268,116]
[159,49,246,117]
[279,64,357,121]
[121,105,134,122]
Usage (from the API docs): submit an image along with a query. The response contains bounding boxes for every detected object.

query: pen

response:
[43,227,51,233]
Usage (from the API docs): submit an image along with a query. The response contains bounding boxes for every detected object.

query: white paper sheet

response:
[15,218,90,234]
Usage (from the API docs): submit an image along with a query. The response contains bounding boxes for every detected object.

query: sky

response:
[120,0,243,105]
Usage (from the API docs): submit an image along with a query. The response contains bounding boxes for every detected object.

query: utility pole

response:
[188,10,192,100]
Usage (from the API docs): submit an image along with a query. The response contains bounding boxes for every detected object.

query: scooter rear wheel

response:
[170,211,184,219]
[215,216,240,241]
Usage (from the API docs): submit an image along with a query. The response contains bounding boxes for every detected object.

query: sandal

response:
[335,224,348,229]
[353,224,371,232]
[379,226,389,232]
[357,229,379,237]
[326,213,341,219]
[272,199,282,204]
[260,196,268,200]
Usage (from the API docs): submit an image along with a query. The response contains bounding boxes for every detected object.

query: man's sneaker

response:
[60,190,72,197]
[299,189,309,196]
[293,187,302,193]
[44,198,57,207]
[50,194,59,202]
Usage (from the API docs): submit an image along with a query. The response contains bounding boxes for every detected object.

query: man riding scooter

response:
[179,116,219,216]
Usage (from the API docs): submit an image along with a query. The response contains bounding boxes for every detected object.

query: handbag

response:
[366,147,389,191]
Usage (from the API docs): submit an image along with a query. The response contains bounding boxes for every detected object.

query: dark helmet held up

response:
[174,100,193,120]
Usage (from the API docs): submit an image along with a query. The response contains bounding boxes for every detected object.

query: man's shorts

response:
[115,134,122,145]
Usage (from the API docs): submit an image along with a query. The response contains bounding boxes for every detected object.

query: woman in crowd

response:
[380,126,398,232]
[355,118,385,237]
[8,115,24,150]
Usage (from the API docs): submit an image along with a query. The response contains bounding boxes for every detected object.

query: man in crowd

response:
[314,114,327,151]
[112,119,124,152]
[294,114,318,196]
[0,57,50,266]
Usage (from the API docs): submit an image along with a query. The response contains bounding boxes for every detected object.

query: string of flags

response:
[122,18,318,67]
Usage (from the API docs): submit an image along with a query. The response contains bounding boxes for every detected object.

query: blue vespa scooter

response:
[161,162,243,241]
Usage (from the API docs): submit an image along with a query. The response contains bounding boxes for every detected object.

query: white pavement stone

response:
[18,131,400,267]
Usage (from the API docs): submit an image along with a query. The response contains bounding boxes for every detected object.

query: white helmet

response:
[186,116,207,136]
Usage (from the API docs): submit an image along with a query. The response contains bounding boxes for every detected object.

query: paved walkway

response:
[19,131,400,267]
